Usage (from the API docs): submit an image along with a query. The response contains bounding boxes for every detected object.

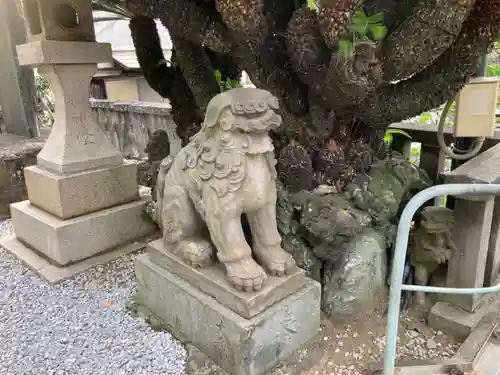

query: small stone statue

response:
[153,88,297,292]
[409,206,457,310]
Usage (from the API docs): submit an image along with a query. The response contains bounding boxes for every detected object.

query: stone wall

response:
[90,99,181,160]
[0,100,180,217]
[0,133,44,217]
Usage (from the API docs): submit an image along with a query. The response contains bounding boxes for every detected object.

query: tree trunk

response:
[123,0,500,317]
[126,0,500,193]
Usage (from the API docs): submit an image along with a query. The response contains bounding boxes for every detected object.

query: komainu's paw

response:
[225,258,267,292]
[254,247,297,277]
[176,239,214,268]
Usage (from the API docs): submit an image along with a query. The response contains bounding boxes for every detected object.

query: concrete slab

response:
[428,300,500,340]
[474,339,500,375]
[368,359,471,375]
[135,254,321,375]
[0,232,159,284]
[147,239,307,319]
[10,198,156,266]
[454,312,499,365]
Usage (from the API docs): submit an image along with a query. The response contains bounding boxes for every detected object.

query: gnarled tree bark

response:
[121,0,500,192]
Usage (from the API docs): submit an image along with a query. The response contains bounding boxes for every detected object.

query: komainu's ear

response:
[202,92,231,130]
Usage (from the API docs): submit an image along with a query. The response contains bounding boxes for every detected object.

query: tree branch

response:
[215,0,267,53]
[286,6,329,91]
[129,16,203,143]
[324,43,382,108]
[382,0,476,81]
[171,36,220,112]
[363,0,500,126]
[129,16,175,98]
[317,0,362,50]
[124,0,234,53]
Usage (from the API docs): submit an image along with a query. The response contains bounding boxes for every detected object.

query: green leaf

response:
[350,9,369,37]
[214,70,222,83]
[419,112,431,123]
[231,79,242,88]
[369,24,387,40]
[367,12,384,24]
[351,9,368,25]
[350,23,368,35]
[214,70,223,92]
[386,129,412,139]
[306,0,318,11]
[338,38,355,58]
[487,64,500,77]
[384,132,393,144]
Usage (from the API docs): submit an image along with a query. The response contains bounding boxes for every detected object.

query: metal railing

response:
[384,183,500,375]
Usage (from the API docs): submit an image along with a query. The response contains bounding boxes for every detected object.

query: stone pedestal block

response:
[24,162,139,219]
[147,239,307,319]
[429,272,500,339]
[428,297,500,340]
[10,198,156,266]
[135,253,321,375]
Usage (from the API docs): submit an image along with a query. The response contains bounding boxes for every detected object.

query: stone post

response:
[1,0,156,283]
[428,143,500,338]
[0,0,38,137]
[446,198,494,310]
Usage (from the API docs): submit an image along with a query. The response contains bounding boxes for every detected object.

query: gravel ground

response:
[301,313,462,375]
[0,219,186,375]
[0,217,463,375]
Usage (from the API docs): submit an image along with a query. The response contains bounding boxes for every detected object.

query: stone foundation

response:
[428,281,500,340]
[0,134,44,217]
[24,162,139,219]
[10,198,154,266]
[135,246,321,375]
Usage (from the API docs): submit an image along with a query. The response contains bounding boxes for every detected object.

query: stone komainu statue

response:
[154,88,297,292]
[409,206,457,310]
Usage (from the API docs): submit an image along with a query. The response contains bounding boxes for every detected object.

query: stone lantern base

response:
[1,161,157,283]
[2,3,158,283]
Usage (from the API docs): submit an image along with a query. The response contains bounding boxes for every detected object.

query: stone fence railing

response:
[89,98,500,189]
[90,99,182,160]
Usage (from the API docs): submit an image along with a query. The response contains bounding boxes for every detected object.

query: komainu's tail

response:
[144,155,174,228]
[153,155,174,229]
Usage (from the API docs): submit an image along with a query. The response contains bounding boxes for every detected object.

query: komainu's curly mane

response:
[182,130,248,198]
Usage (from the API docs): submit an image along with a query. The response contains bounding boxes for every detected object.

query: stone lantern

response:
[21,0,95,42]
[1,0,156,282]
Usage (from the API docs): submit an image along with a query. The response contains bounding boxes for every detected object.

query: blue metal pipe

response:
[402,283,500,294]
[383,183,500,375]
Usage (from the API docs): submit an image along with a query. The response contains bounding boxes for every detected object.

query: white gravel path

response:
[0,219,186,375]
